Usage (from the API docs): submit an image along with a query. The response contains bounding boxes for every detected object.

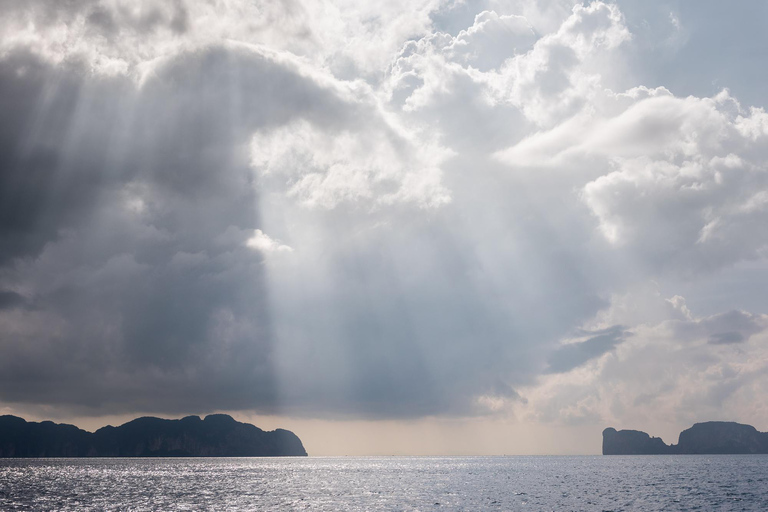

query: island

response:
[0,414,307,457]
[603,421,768,455]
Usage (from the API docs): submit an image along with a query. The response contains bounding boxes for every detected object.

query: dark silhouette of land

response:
[603,421,768,455]
[0,414,307,457]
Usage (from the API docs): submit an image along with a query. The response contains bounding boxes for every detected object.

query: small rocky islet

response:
[603,421,768,455]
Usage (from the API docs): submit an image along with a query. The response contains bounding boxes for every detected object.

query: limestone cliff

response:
[0,414,307,457]
[603,421,768,455]
[602,427,672,455]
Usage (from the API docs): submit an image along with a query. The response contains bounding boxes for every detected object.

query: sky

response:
[1,0,768,455]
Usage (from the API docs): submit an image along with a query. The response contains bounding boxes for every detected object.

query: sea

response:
[1,455,766,511]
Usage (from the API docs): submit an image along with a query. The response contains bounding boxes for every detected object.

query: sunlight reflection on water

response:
[1,455,767,510]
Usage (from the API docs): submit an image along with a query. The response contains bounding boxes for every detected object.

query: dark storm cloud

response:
[545,325,630,374]
[0,43,362,415]
[0,51,121,264]
[0,290,25,310]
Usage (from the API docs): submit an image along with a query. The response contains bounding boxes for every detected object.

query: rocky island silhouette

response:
[0,414,307,457]
[603,421,768,455]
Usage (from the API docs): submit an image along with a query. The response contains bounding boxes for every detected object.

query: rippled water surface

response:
[2,455,767,510]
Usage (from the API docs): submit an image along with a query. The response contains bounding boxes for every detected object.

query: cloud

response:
[0,0,444,80]
[669,308,766,346]
[579,95,768,273]
[246,229,293,254]
[448,11,537,71]
[0,37,453,415]
[387,1,631,156]
[251,118,452,210]
[485,1,630,127]
[0,290,25,310]
[495,82,768,276]
[515,289,768,428]
[546,325,630,374]
[708,332,744,345]
[0,0,767,431]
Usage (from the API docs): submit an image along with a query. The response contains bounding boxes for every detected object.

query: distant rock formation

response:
[603,421,768,455]
[602,427,672,455]
[0,414,307,457]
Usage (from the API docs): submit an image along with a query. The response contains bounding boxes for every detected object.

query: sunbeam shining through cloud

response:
[1,0,768,455]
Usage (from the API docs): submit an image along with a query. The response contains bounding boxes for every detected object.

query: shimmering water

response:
[1,455,767,510]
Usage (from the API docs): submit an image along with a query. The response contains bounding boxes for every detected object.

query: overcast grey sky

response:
[1,0,768,454]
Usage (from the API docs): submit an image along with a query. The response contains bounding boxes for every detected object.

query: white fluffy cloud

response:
[497,88,768,273]
[246,229,293,254]
[251,119,452,210]
[486,1,630,126]
[0,0,444,80]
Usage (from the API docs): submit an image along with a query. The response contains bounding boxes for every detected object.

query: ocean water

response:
[1,455,767,511]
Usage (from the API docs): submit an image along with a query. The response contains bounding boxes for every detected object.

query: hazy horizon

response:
[2,0,768,456]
